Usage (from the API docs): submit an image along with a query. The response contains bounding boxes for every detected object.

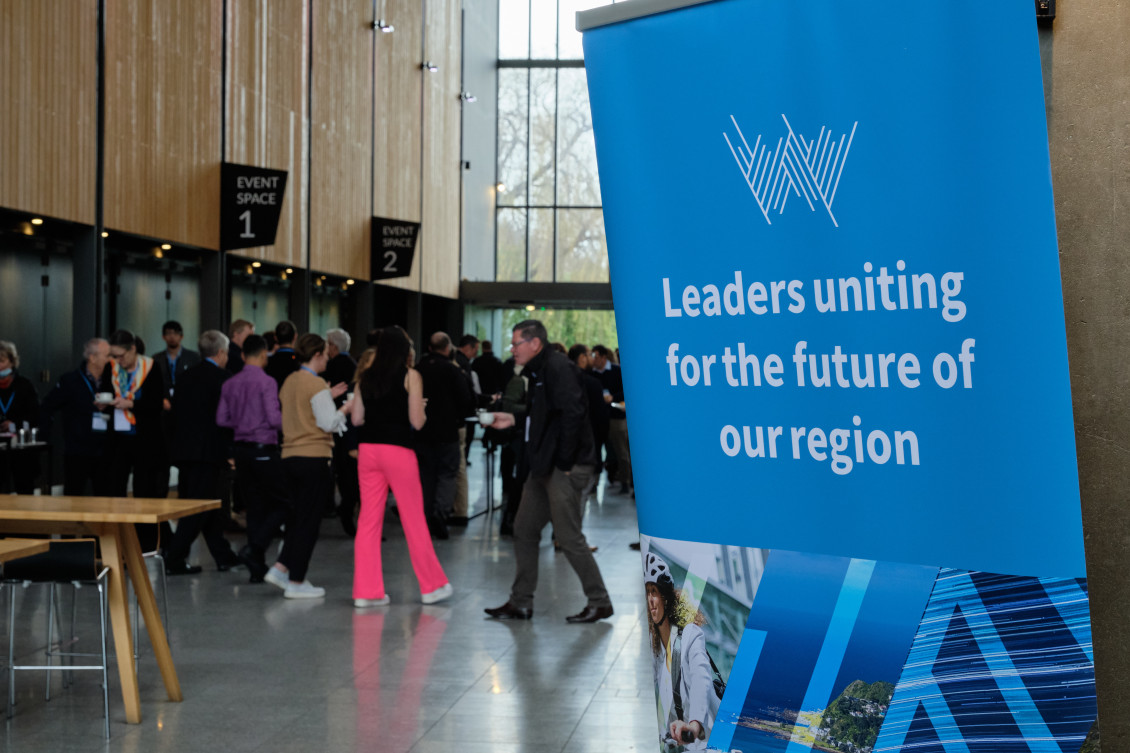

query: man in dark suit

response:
[266,320,300,388]
[416,332,475,539]
[227,319,254,375]
[151,320,201,499]
[472,340,507,398]
[162,330,240,575]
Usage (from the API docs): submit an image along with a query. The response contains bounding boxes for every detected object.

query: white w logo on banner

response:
[724,114,857,227]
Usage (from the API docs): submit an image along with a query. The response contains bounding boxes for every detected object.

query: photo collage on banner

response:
[641,537,1096,753]
[579,0,1101,751]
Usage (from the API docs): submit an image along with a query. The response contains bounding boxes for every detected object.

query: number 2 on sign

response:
[239,211,255,239]
[383,250,397,272]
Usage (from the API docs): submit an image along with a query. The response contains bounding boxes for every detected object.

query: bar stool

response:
[3,539,111,739]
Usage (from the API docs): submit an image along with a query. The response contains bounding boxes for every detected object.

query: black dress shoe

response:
[484,602,533,620]
[237,545,269,583]
[565,605,614,623]
[165,561,203,576]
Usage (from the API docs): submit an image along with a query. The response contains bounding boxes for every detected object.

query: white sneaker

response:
[354,596,391,608]
[284,580,326,599]
[264,566,289,590]
[421,583,454,605]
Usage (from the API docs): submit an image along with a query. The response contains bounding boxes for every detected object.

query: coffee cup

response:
[478,411,495,427]
[96,392,114,404]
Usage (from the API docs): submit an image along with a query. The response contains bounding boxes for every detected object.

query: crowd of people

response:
[0,318,633,620]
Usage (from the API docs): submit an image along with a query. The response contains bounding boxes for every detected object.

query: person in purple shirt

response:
[216,334,290,583]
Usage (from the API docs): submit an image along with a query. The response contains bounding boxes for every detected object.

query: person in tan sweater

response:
[264,333,348,599]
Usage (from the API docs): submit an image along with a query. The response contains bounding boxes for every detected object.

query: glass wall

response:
[496,1,622,284]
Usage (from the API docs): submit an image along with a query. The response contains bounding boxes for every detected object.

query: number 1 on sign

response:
[239,211,255,239]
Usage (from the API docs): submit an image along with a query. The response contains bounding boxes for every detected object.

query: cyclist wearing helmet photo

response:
[644,552,720,752]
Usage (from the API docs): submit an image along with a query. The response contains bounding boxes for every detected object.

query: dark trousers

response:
[415,440,461,519]
[509,465,610,610]
[233,444,290,559]
[0,451,42,494]
[165,461,236,567]
[332,440,360,522]
[62,454,111,496]
[277,456,332,582]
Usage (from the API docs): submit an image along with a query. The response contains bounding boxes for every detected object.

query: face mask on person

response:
[0,368,11,378]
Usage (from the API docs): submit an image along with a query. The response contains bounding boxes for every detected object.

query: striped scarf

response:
[110,355,153,426]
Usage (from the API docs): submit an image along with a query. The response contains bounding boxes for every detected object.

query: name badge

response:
[113,409,132,432]
[92,413,108,432]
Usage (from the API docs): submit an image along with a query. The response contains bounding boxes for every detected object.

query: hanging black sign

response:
[220,162,288,251]
[371,217,420,280]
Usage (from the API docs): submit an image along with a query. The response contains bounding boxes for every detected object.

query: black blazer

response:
[522,347,597,477]
[40,364,110,457]
[171,361,233,464]
[152,348,201,399]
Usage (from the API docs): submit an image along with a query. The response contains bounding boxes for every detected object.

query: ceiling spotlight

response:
[525,304,536,312]
[320,275,327,280]
[374,19,394,32]
[346,279,355,285]
[495,182,507,194]
[423,61,438,73]
[285,267,293,273]
[460,92,477,103]
[101,231,109,238]
[30,218,44,225]
[252,261,262,268]
[161,243,171,250]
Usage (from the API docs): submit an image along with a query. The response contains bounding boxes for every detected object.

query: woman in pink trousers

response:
[346,326,452,608]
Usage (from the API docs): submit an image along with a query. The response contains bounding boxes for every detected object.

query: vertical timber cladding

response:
[373,0,425,294]
[225,0,309,268]
[310,0,373,280]
[104,0,222,249]
[420,0,462,299]
[0,0,97,224]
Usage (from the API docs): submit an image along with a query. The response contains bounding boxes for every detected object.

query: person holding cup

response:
[0,340,42,493]
[40,338,114,496]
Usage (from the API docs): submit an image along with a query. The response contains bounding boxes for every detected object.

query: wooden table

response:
[0,496,220,724]
[0,538,51,563]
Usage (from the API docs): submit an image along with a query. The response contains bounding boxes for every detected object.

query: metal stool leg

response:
[45,584,55,701]
[98,582,109,740]
[7,584,16,719]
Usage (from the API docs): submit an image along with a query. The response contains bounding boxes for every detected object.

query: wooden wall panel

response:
[374,0,425,294]
[0,1,97,224]
[226,0,308,268]
[309,0,373,280]
[420,0,462,299]
[104,0,222,250]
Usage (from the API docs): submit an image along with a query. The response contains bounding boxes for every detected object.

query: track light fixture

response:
[374,19,394,32]
[423,61,438,73]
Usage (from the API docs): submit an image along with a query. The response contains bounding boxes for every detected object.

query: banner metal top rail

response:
[576,0,719,31]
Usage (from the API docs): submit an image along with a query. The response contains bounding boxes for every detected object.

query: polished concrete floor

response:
[1,446,656,752]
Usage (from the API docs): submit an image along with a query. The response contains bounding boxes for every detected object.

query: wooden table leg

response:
[91,523,142,724]
[118,523,182,702]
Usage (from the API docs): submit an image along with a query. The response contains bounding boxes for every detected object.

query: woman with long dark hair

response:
[347,326,452,607]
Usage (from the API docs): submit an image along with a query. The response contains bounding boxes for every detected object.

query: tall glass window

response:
[496,1,620,283]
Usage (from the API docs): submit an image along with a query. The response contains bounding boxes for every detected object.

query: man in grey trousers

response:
[484,319,614,624]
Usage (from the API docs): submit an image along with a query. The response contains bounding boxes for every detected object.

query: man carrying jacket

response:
[483,319,613,624]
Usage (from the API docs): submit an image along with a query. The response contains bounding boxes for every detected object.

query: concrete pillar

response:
[1042,7,1130,748]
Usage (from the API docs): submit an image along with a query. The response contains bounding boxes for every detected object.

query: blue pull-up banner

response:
[580,1,1097,751]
